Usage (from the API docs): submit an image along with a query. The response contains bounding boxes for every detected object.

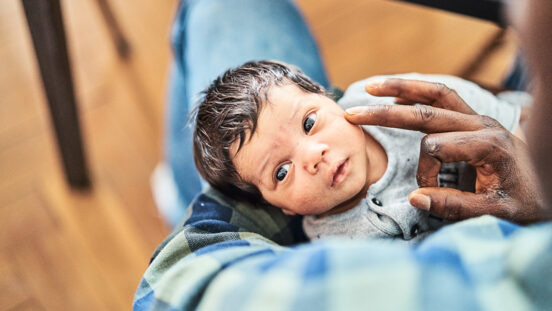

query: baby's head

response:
[193,60,369,216]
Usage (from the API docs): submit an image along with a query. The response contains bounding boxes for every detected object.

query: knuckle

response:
[382,104,392,112]
[496,128,512,143]
[435,83,453,97]
[486,128,512,148]
[420,135,440,156]
[485,132,502,148]
[442,196,462,221]
[449,89,460,98]
[414,105,436,122]
[375,105,393,124]
[416,174,434,186]
[479,115,501,129]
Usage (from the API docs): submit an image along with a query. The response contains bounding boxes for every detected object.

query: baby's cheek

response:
[260,190,284,210]
[354,124,365,137]
[289,184,326,215]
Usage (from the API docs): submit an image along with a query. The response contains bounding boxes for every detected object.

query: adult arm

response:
[345,78,550,224]
[134,188,552,310]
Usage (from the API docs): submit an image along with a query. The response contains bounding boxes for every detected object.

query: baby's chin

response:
[281,204,332,217]
[275,185,366,216]
[295,197,358,218]
[326,187,367,216]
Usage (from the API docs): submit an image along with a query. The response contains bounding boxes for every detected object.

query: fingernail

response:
[409,194,431,211]
[365,79,386,91]
[345,107,364,115]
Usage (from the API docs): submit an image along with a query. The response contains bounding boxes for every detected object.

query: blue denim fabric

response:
[165,0,329,224]
[503,53,530,91]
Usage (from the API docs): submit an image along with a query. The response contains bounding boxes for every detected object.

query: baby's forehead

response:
[263,84,313,111]
[235,115,293,157]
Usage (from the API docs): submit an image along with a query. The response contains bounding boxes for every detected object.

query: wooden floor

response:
[0,0,516,310]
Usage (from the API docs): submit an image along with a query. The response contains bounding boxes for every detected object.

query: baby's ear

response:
[282,209,296,216]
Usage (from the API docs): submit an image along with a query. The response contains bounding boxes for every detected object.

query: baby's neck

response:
[318,185,368,218]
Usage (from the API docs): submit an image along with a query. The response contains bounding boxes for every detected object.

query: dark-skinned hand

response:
[345,78,549,224]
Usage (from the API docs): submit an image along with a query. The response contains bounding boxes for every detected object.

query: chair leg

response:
[94,0,131,59]
[21,0,91,189]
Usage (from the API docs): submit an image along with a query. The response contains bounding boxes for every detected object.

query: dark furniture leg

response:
[21,0,91,189]
[94,0,131,59]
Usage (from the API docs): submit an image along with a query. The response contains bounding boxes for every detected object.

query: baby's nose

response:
[302,142,328,174]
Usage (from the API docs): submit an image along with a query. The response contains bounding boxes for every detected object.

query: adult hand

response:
[345,78,549,224]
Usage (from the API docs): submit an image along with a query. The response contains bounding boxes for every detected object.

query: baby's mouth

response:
[331,158,349,187]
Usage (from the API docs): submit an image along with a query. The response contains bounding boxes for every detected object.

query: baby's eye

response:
[275,163,290,182]
[303,112,316,133]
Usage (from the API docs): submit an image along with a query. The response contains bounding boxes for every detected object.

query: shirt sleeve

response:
[340,73,523,132]
[133,188,552,311]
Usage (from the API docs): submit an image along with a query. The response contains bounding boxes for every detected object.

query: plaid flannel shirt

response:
[134,187,552,310]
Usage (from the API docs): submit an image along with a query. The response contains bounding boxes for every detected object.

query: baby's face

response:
[232,84,369,215]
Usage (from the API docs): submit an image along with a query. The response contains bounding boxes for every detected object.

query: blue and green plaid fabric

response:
[134,187,552,310]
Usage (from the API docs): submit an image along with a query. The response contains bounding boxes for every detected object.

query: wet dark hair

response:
[192,60,326,204]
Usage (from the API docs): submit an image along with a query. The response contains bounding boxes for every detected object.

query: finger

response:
[415,129,511,189]
[365,78,477,115]
[408,188,498,221]
[414,131,487,188]
[345,104,492,134]
[416,131,481,188]
[416,139,441,188]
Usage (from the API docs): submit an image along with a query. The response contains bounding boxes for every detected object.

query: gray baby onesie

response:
[303,73,523,242]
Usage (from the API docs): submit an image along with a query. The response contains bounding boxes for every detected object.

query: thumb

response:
[408,187,492,221]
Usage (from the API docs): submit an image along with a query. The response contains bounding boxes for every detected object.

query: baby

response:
[192,60,525,241]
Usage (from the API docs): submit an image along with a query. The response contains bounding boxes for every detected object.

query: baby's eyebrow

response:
[290,98,304,125]
[258,151,274,188]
